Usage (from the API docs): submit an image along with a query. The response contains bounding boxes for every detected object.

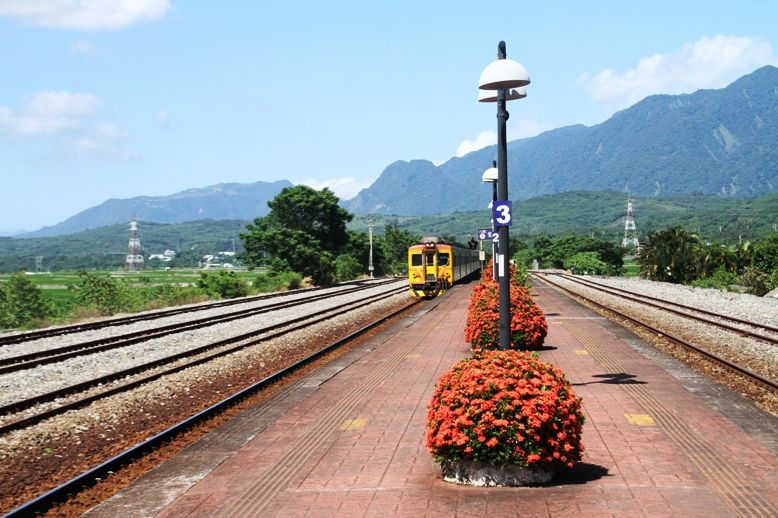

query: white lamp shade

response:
[478,86,527,103]
[479,58,530,90]
[481,166,498,182]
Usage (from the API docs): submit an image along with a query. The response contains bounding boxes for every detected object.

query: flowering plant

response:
[464,280,547,351]
[426,350,584,470]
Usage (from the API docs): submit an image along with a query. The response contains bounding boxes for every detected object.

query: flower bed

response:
[426,350,584,484]
[464,268,547,351]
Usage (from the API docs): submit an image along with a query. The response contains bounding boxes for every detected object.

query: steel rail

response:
[532,273,778,393]
[540,272,778,345]
[1,296,425,518]
[0,282,401,374]
[0,278,394,347]
[0,285,409,433]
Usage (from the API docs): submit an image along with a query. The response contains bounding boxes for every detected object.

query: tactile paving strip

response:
[219,304,450,517]
[562,320,777,518]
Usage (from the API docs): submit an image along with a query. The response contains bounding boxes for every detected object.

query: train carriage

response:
[408,236,481,298]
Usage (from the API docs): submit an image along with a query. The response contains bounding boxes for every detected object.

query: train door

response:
[423,250,437,284]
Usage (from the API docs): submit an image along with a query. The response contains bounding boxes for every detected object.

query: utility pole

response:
[368,218,375,278]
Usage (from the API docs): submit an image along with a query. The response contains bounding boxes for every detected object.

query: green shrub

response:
[739,267,774,297]
[690,268,739,290]
[335,254,363,282]
[0,273,53,329]
[564,252,611,275]
[253,271,302,293]
[197,270,250,299]
[68,271,143,316]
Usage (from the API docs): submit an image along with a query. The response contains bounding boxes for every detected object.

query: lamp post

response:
[482,161,498,280]
[479,41,530,350]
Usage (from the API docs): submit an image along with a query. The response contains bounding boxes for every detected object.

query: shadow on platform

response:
[552,462,611,485]
[573,372,646,386]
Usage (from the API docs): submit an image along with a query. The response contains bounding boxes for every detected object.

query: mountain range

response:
[345,65,778,215]
[18,65,778,237]
[24,180,292,238]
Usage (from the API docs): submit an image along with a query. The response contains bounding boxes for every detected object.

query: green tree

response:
[753,234,778,273]
[565,252,611,275]
[240,186,353,285]
[0,273,53,329]
[335,254,363,281]
[639,227,700,283]
[381,220,419,273]
[340,230,387,278]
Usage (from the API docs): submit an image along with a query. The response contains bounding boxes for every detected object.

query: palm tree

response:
[639,227,700,283]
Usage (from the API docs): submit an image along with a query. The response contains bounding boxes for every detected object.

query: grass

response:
[0,267,266,307]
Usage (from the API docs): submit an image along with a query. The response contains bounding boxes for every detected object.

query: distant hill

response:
[346,65,778,215]
[0,219,248,272]
[3,191,775,272]
[22,180,292,238]
[350,191,778,246]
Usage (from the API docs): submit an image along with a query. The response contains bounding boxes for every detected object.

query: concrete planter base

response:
[441,459,556,486]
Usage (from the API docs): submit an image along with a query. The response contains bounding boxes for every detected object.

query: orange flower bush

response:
[426,350,584,471]
[464,264,547,351]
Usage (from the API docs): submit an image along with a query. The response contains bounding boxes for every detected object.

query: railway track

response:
[0,278,389,347]
[0,281,407,433]
[531,272,778,395]
[542,272,778,344]
[1,279,419,516]
[0,281,395,375]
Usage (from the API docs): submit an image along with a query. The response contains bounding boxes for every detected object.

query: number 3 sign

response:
[493,200,512,227]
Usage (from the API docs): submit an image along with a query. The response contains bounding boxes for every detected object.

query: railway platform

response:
[85,281,778,517]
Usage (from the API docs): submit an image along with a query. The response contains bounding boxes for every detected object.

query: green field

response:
[0,268,264,306]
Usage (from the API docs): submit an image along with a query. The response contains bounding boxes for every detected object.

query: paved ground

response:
[85,281,778,517]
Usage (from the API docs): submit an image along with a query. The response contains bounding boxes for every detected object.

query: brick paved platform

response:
[86,281,778,517]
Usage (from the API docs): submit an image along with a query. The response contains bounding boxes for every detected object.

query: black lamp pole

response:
[496,41,511,351]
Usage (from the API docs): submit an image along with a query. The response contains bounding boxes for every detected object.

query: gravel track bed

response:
[0,282,380,360]
[0,281,404,408]
[574,275,778,329]
[544,274,778,382]
[0,290,411,460]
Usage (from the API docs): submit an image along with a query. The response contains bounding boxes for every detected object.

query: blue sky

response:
[1,1,777,233]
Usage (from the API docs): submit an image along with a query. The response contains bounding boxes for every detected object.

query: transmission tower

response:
[125,215,144,271]
[622,196,640,252]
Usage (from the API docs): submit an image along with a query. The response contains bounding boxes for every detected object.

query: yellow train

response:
[408,237,481,298]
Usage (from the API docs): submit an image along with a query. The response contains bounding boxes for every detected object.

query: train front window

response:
[411,254,422,266]
[425,252,435,265]
[438,253,450,266]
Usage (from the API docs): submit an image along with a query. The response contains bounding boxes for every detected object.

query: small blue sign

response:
[477,228,495,241]
[493,200,512,227]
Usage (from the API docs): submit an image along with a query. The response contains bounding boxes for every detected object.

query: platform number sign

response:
[477,228,498,242]
[493,200,512,227]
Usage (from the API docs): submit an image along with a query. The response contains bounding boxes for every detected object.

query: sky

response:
[1,1,777,233]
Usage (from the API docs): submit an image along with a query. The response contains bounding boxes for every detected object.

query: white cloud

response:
[578,35,778,115]
[0,0,170,30]
[0,91,100,136]
[70,122,138,160]
[0,90,138,160]
[456,131,496,157]
[455,119,554,158]
[294,176,376,201]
